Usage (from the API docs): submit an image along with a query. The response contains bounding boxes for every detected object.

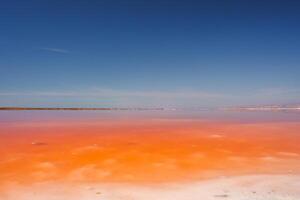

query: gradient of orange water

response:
[0,119,300,186]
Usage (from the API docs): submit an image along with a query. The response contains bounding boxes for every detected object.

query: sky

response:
[0,0,299,107]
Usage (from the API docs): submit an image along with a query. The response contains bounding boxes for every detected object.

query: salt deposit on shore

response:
[1,174,300,200]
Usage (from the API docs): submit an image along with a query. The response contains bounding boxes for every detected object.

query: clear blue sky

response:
[0,0,299,107]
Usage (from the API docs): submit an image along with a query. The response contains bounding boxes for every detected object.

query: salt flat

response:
[1,174,300,200]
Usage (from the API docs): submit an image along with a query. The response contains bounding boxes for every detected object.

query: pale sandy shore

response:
[1,174,300,200]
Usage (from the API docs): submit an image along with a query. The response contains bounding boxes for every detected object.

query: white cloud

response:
[40,47,70,54]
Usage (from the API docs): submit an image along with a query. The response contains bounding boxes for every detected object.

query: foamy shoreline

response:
[1,174,300,200]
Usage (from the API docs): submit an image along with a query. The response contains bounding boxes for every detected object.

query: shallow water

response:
[0,110,299,186]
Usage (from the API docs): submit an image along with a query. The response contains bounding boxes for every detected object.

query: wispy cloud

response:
[255,87,300,96]
[226,87,300,106]
[0,88,229,107]
[0,89,225,98]
[40,47,70,54]
[1,87,298,107]
[0,89,224,98]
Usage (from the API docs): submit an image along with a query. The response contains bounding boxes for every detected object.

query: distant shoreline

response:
[0,107,164,111]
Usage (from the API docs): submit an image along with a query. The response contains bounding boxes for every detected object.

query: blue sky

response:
[0,0,299,107]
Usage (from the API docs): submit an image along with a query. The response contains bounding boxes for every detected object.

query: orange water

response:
[0,117,300,186]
